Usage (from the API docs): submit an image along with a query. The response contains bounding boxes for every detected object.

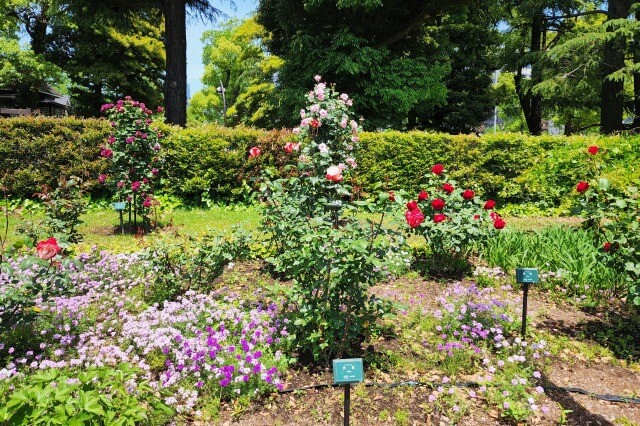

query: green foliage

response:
[261,79,405,362]
[139,228,253,304]
[479,226,626,304]
[0,364,173,425]
[191,17,282,127]
[0,116,109,200]
[0,37,63,104]
[573,146,640,306]
[35,176,88,243]
[257,0,451,129]
[161,124,266,203]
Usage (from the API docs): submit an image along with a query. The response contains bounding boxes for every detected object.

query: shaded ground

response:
[206,267,640,425]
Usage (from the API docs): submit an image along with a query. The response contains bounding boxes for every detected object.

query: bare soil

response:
[210,266,640,425]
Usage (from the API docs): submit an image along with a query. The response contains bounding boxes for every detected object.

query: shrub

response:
[573,144,640,306]
[260,77,405,362]
[0,116,109,200]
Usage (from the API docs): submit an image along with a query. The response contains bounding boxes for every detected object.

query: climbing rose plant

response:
[259,76,405,362]
[99,97,164,227]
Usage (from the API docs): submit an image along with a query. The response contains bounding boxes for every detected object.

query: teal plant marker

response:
[516,268,539,339]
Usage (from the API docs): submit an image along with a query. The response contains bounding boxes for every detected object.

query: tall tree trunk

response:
[515,11,543,135]
[164,0,187,126]
[600,0,630,134]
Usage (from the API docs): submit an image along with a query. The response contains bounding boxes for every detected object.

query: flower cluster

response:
[100,97,164,221]
[402,164,505,274]
[0,249,287,414]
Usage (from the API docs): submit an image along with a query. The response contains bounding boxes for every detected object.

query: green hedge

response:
[0,116,110,198]
[2,116,639,212]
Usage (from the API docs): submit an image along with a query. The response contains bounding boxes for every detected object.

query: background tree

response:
[189,17,282,126]
[258,0,457,130]
[46,7,165,115]
[416,3,500,133]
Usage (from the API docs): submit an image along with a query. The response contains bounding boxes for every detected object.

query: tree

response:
[258,0,456,130]
[189,17,282,126]
[46,7,165,115]
[90,0,232,126]
[416,3,501,133]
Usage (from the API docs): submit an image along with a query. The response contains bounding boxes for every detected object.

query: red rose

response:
[588,145,599,155]
[576,181,589,193]
[442,183,454,194]
[484,200,496,210]
[310,119,321,128]
[418,190,429,201]
[473,214,480,220]
[405,208,425,228]
[603,242,611,252]
[431,198,445,210]
[493,217,506,229]
[431,164,444,175]
[388,191,396,202]
[462,189,475,200]
[406,200,418,211]
[36,237,61,260]
[249,146,261,158]
[433,213,446,223]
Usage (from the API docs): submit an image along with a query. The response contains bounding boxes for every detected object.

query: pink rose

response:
[98,174,107,184]
[131,181,141,192]
[36,237,61,260]
[326,165,343,183]
[284,142,299,154]
[249,146,261,158]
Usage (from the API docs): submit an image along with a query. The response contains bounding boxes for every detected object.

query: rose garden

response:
[1,79,639,425]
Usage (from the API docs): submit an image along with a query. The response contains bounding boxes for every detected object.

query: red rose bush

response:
[402,164,505,275]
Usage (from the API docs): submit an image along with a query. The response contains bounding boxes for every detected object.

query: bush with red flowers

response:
[403,164,505,275]
[573,145,640,305]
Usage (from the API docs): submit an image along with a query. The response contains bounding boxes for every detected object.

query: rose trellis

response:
[99,97,163,230]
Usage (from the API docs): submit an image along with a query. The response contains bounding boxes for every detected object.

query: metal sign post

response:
[516,268,539,339]
[332,358,364,426]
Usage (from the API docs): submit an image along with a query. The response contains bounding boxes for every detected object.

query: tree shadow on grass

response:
[577,307,640,362]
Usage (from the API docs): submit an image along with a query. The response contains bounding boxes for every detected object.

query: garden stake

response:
[344,384,350,426]
[521,282,529,339]
[515,268,539,340]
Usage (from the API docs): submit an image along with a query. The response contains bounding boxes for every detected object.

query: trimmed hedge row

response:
[1,117,639,211]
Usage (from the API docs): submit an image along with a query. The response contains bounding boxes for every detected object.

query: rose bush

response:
[260,77,406,362]
[573,146,640,305]
[403,164,505,276]
[100,97,164,229]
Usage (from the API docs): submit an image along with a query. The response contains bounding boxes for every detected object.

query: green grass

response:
[2,205,262,253]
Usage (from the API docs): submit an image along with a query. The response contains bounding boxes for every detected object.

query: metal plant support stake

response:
[333,358,364,426]
[516,268,539,339]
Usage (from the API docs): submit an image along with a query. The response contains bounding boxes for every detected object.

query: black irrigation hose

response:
[278,380,640,404]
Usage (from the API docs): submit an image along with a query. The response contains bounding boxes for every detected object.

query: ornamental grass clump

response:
[99,97,164,230]
[403,164,505,276]
[259,77,405,362]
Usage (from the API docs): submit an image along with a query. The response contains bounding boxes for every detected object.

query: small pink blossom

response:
[314,75,322,82]
[326,165,343,183]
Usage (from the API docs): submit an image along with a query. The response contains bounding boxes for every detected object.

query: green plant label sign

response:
[516,268,539,284]
[332,358,364,384]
